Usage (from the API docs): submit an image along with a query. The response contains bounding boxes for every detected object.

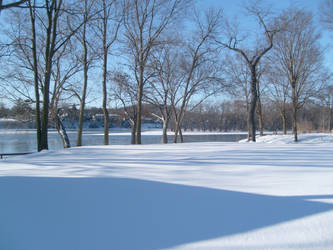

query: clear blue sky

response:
[0,0,331,108]
[197,0,332,67]
[198,0,320,13]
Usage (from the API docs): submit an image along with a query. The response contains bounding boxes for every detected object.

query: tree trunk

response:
[135,65,144,144]
[162,119,168,144]
[249,65,258,142]
[77,19,88,147]
[76,95,85,146]
[41,29,52,150]
[54,113,71,148]
[291,83,298,142]
[173,123,179,143]
[292,109,298,142]
[257,95,264,136]
[329,105,332,132]
[173,106,186,143]
[245,95,251,141]
[102,0,109,145]
[41,64,51,150]
[102,50,109,145]
[173,119,184,143]
[173,115,182,143]
[131,121,136,144]
[179,127,184,143]
[41,0,61,151]
[29,2,42,151]
[77,69,87,146]
[281,110,287,135]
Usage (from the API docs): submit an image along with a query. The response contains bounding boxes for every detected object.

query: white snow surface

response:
[0,133,333,250]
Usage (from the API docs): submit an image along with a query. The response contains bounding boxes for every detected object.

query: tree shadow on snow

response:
[0,177,332,250]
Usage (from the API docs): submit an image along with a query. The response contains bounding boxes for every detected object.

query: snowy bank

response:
[239,133,333,144]
[0,134,333,250]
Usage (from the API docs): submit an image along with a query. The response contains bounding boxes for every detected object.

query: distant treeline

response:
[1,100,331,133]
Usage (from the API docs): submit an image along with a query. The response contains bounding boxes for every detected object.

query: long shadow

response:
[0,177,332,250]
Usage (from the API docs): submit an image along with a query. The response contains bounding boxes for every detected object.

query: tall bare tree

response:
[255,64,267,136]
[171,9,224,143]
[39,0,64,150]
[217,1,281,141]
[122,0,189,144]
[272,8,324,141]
[224,53,251,139]
[3,0,87,150]
[74,0,98,146]
[265,64,290,135]
[19,0,92,150]
[111,71,137,144]
[28,0,42,150]
[96,0,121,145]
[145,44,179,143]
[49,45,81,148]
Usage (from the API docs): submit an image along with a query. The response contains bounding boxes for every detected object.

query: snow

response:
[87,129,247,136]
[239,133,333,144]
[0,118,18,122]
[0,133,333,250]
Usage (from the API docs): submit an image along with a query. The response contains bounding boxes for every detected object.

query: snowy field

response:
[0,133,333,250]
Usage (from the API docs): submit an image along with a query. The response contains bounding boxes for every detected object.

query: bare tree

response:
[95,0,121,145]
[217,1,281,141]
[39,0,64,150]
[3,1,54,151]
[49,45,81,148]
[272,8,324,141]
[170,9,224,143]
[27,0,42,150]
[265,64,290,135]
[111,71,137,144]
[122,0,190,144]
[255,63,267,136]
[3,0,93,150]
[73,0,99,147]
[224,53,251,139]
[317,84,333,132]
[145,44,178,143]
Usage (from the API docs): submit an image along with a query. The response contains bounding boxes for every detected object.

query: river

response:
[0,129,248,154]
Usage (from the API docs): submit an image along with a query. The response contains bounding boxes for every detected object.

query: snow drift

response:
[0,133,333,250]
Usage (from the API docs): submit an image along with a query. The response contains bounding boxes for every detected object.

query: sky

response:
[0,0,332,108]
[197,0,333,66]
[201,0,319,10]
[199,0,321,15]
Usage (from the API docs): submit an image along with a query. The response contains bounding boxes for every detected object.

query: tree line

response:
[1,96,332,135]
[0,0,332,151]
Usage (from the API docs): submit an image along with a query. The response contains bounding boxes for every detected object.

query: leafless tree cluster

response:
[0,0,330,151]
[1,0,120,150]
[267,8,327,141]
[221,3,328,142]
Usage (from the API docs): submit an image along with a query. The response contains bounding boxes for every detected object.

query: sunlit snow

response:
[0,133,333,250]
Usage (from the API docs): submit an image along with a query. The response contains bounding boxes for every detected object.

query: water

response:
[0,129,247,154]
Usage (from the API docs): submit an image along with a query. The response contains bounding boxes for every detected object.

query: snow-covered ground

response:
[83,128,248,136]
[0,133,333,250]
[240,133,333,144]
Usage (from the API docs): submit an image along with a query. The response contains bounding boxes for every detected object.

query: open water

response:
[0,129,247,154]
